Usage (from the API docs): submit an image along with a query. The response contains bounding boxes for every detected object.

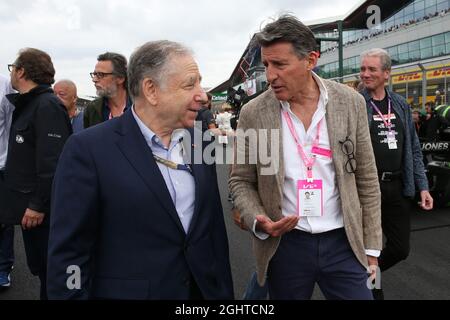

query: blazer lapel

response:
[115,111,185,234]
[183,129,203,238]
[258,90,285,196]
[324,82,350,177]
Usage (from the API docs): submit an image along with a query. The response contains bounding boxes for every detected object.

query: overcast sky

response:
[0,0,362,97]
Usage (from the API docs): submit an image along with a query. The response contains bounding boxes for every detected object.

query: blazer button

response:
[183,277,190,287]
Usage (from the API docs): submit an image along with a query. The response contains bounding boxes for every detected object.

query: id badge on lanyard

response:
[371,98,397,150]
[283,111,328,217]
[387,131,397,150]
[297,180,323,217]
[218,135,228,144]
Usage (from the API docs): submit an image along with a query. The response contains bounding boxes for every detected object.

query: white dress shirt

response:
[253,72,380,257]
[280,73,343,234]
[132,106,195,234]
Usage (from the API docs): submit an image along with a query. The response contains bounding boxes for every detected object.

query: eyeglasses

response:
[339,136,357,173]
[89,72,115,79]
[7,64,16,72]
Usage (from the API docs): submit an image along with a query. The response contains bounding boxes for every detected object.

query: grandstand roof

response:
[308,0,413,32]
[209,0,414,93]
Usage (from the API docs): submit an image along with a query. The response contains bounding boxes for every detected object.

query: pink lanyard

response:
[370,98,392,132]
[282,110,322,182]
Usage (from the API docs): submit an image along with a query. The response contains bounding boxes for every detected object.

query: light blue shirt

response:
[0,74,15,170]
[132,106,195,234]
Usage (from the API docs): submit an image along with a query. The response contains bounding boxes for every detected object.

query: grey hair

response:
[360,48,392,71]
[127,40,192,99]
[253,14,318,59]
[54,79,77,94]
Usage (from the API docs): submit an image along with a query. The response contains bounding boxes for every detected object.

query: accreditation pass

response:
[297,179,323,217]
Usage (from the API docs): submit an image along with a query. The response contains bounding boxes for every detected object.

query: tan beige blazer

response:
[229,79,382,285]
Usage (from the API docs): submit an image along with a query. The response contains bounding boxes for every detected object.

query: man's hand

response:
[419,191,433,211]
[367,256,378,273]
[367,255,379,286]
[255,214,299,237]
[22,208,45,230]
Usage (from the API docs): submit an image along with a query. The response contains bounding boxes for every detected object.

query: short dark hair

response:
[15,48,55,85]
[253,14,317,59]
[98,52,128,87]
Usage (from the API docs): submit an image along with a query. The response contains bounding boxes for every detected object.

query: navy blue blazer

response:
[47,110,234,300]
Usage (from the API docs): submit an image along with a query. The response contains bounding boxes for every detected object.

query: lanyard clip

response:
[307,167,313,183]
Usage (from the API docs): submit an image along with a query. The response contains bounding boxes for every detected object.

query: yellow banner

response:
[391,65,450,84]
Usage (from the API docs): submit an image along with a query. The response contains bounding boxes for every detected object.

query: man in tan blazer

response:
[229,14,382,300]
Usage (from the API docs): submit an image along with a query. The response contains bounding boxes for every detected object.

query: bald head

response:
[54,79,78,113]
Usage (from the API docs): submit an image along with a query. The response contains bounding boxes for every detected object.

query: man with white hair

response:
[360,48,433,300]
[48,40,234,300]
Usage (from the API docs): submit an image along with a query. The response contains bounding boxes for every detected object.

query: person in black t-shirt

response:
[360,48,433,300]
[368,94,404,173]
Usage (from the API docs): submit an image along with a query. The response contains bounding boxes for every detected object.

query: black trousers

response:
[378,179,413,272]
[22,223,49,300]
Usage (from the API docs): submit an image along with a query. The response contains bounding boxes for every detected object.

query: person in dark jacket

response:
[84,52,132,128]
[3,48,72,299]
[360,48,433,300]
[47,40,233,300]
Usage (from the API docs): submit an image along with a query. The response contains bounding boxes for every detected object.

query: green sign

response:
[211,92,227,101]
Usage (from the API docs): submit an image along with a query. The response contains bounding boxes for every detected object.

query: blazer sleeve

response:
[28,101,72,213]
[47,133,100,299]
[228,104,267,230]
[354,94,382,251]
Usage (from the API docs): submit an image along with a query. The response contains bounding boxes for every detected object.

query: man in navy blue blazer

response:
[47,41,234,300]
